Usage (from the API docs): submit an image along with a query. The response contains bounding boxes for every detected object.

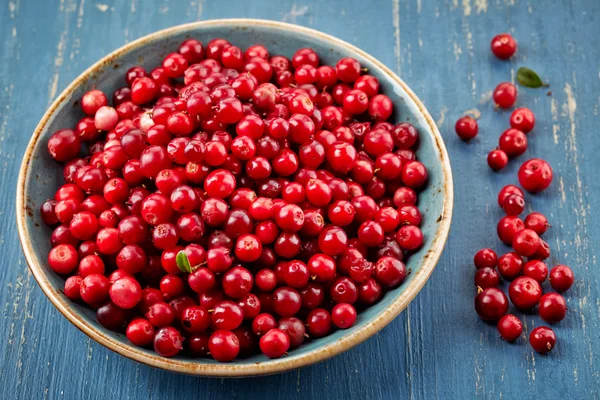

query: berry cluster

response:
[474,185,574,353]
[42,38,428,361]
[454,32,571,354]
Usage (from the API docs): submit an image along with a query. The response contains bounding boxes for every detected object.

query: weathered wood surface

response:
[1,1,599,398]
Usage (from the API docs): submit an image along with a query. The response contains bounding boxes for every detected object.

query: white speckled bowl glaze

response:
[17,19,453,377]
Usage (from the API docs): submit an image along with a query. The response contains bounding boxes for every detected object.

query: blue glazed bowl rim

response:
[16,18,453,377]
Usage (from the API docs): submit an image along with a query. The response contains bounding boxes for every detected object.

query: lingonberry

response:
[524,212,549,235]
[393,187,417,207]
[498,185,524,206]
[497,215,525,245]
[474,267,500,289]
[529,326,556,354]
[126,318,155,347]
[493,82,517,109]
[499,128,527,157]
[497,252,524,280]
[510,107,535,133]
[146,302,175,328]
[358,278,383,305]
[474,287,509,321]
[154,327,183,357]
[538,292,568,325]
[64,276,83,300]
[80,274,110,305]
[306,308,332,337]
[512,228,540,257]
[109,277,142,309]
[490,33,517,59]
[474,248,498,269]
[395,225,424,251]
[518,158,553,193]
[48,244,79,275]
[549,265,574,292]
[509,276,542,310]
[497,314,522,342]
[252,313,277,337]
[502,194,525,216]
[401,161,428,188]
[374,256,406,288]
[211,301,244,330]
[259,329,290,359]
[78,255,105,277]
[455,116,478,141]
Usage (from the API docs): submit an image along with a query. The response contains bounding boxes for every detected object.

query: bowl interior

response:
[20,20,451,373]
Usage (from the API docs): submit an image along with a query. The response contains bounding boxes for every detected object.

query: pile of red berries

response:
[474,184,574,353]
[42,38,427,361]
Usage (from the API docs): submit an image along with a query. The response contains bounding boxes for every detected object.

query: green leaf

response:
[176,251,192,273]
[516,67,548,88]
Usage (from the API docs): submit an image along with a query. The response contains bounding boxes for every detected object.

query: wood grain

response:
[1,0,599,398]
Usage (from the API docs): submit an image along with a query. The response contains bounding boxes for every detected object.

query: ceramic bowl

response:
[17,19,453,377]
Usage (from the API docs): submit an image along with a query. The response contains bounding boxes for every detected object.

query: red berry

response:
[497,215,524,245]
[512,228,540,257]
[497,252,524,281]
[538,292,567,323]
[499,128,527,157]
[529,326,556,354]
[474,248,498,269]
[331,303,357,329]
[549,265,574,292]
[518,158,553,193]
[259,328,290,359]
[455,116,478,141]
[474,267,500,289]
[474,287,508,321]
[493,82,517,109]
[502,194,525,216]
[524,212,549,235]
[126,318,155,347]
[490,33,517,60]
[510,107,535,133]
[523,260,548,283]
[154,327,183,357]
[508,276,542,310]
[497,314,522,342]
[487,149,509,171]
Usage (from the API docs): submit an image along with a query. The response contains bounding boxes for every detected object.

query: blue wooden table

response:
[2,1,599,398]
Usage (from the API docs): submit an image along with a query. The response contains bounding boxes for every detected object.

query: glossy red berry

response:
[487,149,509,171]
[497,252,524,281]
[529,326,556,354]
[549,265,574,292]
[455,116,478,141]
[524,212,549,235]
[509,276,542,310]
[518,158,553,193]
[474,267,500,289]
[538,292,567,324]
[512,228,540,257]
[474,287,508,321]
[502,194,525,216]
[493,82,517,109]
[259,328,290,359]
[490,33,517,60]
[497,314,522,342]
[510,107,535,133]
[474,248,498,269]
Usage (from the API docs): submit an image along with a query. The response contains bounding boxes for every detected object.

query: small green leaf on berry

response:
[176,250,192,273]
